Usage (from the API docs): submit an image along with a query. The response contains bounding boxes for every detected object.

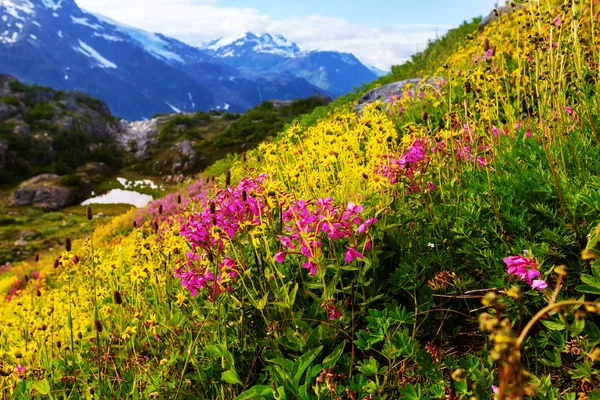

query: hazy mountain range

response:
[0,0,381,120]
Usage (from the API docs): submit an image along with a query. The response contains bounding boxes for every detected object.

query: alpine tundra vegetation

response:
[2,0,600,399]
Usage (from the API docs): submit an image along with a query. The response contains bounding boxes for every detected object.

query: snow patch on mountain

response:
[166,102,181,113]
[91,12,183,63]
[0,29,18,44]
[73,39,117,68]
[40,0,63,10]
[201,33,246,51]
[93,32,123,42]
[70,16,103,31]
[1,0,35,20]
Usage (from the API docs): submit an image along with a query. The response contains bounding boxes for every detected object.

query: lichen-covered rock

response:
[354,77,441,113]
[10,174,92,211]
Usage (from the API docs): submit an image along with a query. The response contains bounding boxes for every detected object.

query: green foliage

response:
[213,96,330,147]
[23,103,56,123]
[59,174,82,187]
[0,96,22,107]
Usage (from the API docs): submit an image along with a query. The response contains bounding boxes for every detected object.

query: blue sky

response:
[219,0,498,27]
[76,0,499,69]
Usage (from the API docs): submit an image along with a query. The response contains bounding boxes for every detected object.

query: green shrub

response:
[9,80,28,92]
[24,103,56,123]
[59,174,82,187]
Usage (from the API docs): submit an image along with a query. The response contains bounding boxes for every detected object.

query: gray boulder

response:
[176,139,195,159]
[0,101,21,120]
[354,77,441,113]
[10,174,92,211]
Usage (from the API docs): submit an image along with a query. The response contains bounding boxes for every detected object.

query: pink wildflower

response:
[566,106,574,116]
[554,16,561,26]
[531,279,548,290]
[275,252,287,263]
[504,253,546,289]
[344,247,364,263]
[302,261,317,276]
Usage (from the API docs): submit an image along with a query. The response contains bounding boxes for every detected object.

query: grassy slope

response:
[1,2,600,399]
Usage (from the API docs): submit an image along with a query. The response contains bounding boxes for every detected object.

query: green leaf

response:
[234,385,274,400]
[322,341,346,369]
[292,346,323,390]
[399,383,422,400]
[541,320,566,331]
[257,293,269,310]
[576,284,600,295]
[222,369,242,385]
[31,378,50,395]
[581,274,600,289]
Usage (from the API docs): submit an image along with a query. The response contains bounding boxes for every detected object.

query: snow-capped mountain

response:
[0,0,321,119]
[199,32,378,97]
[202,32,301,59]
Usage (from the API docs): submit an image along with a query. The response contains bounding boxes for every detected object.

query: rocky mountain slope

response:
[0,73,122,183]
[0,0,322,120]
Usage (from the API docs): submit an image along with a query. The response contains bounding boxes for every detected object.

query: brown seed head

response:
[34,253,39,262]
[113,290,123,305]
[177,195,182,204]
[225,170,231,187]
[158,204,163,215]
[65,237,72,252]
[86,205,93,221]
[94,320,103,333]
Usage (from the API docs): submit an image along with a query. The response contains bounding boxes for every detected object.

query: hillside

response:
[0,74,122,184]
[2,2,600,399]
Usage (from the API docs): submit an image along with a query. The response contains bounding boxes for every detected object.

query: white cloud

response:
[75,0,482,70]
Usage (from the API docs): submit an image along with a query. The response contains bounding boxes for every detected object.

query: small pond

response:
[81,189,153,208]
[80,177,162,208]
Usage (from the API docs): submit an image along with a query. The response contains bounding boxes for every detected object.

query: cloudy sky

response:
[76,0,500,70]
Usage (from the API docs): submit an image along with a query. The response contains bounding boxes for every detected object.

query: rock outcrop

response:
[354,77,443,113]
[10,174,92,211]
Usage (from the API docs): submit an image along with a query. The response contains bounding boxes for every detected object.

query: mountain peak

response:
[199,31,301,58]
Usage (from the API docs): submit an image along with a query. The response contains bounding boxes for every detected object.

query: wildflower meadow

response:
[2,1,600,398]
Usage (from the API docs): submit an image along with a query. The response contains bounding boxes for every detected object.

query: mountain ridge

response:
[199,31,378,97]
[0,0,328,120]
